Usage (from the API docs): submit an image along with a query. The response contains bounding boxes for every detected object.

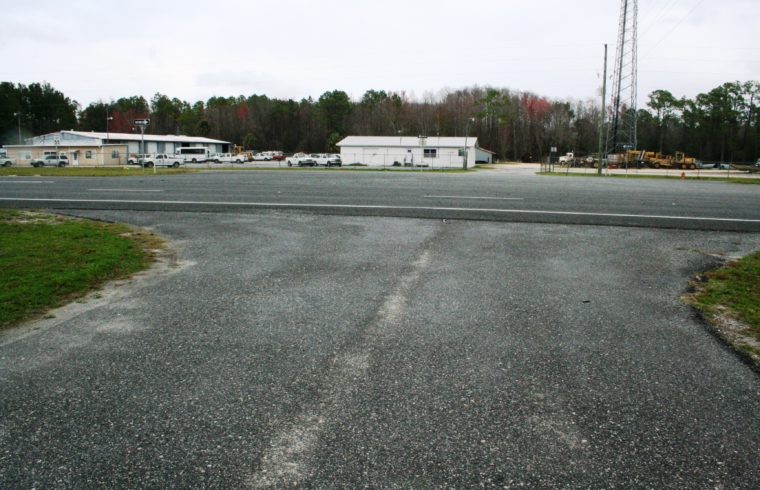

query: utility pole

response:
[463,117,474,170]
[598,44,608,176]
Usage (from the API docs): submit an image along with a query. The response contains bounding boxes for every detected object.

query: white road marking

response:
[87,189,163,192]
[1,197,759,224]
[0,181,55,184]
[425,195,524,200]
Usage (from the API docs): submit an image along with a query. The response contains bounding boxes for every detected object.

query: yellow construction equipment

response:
[644,151,697,170]
[603,150,699,169]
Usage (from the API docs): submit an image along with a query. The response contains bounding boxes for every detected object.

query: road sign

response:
[134,119,150,126]
[550,146,557,153]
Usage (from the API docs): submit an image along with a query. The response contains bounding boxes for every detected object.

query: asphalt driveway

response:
[1,209,759,488]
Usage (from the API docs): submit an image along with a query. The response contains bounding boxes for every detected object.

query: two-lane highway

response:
[1,169,760,230]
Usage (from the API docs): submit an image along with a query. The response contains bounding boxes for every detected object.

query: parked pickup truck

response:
[31,154,69,167]
[286,153,317,167]
[213,153,248,163]
[141,154,183,168]
[311,153,342,166]
[0,156,15,167]
[127,154,148,165]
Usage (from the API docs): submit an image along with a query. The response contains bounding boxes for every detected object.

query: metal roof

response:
[65,130,229,144]
[337,136,478,148]
[31,130,229,145]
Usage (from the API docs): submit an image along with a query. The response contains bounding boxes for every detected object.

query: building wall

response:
[475,148,493,163]
[5,145,129,166]
[339,146,476,168]
[12,131,230,163]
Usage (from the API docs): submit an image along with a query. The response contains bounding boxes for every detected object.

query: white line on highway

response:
[1,197,759,223]
[425,195,524,201]
[87,189,163,192]
[0,181,55,184]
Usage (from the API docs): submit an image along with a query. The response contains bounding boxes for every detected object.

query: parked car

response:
[286,153,317,167]
[141,154,183,168]
[0,156,15,167]
[268,151,285,161]
[213,153,247,163]
[31,154,68,167]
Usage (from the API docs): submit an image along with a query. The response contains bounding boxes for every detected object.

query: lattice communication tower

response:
[607,0,638,154]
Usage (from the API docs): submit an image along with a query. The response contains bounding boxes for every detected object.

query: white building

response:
[4,130,230,166]
[337,136,494,168]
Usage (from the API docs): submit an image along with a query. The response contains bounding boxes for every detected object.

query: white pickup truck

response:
[212,153,248,164]
[286,153,317,167]
[140,154,183,168]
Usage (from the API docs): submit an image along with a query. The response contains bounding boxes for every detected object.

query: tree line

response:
[1,80,758,162]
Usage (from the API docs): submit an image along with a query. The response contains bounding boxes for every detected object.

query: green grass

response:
[692,250,760,340]
[688,250,760,362]
[201,166,473,173]
[537,171,760,184]
[0,167,198,177]
[0,210,160,330]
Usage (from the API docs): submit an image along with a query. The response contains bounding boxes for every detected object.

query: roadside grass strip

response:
[0,209,159,330]
[0,167,197,177]
[537,171,760,184]
[202,167,473,173]
[687,249,760,368]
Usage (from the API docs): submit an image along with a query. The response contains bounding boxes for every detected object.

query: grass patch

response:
[201,166,472,173]
[0,167,198,177]
[687,249,760,367]
[0,209,161,330]
[537,171,760,184]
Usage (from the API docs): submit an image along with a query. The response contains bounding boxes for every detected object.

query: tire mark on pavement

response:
[246,248,432,488]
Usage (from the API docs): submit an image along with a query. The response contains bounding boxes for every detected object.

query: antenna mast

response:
[607,0,638,155]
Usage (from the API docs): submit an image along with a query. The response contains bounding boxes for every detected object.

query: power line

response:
[643,0,705,57]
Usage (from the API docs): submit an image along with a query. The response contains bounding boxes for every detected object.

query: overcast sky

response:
[1,0,757,107]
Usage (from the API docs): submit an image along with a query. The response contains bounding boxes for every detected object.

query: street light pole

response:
[14,112,22,145]
[134,118,151,173]
[105,114,113,167]
[106,113,113,143]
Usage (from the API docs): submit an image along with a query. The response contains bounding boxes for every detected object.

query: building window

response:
[424,148,438,158]
[458,149,465,157]
[111,150,120,158]
[85,150,93,159]
[23,152,32,160]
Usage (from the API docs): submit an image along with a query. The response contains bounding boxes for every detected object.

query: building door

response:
[71,151,79,165]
